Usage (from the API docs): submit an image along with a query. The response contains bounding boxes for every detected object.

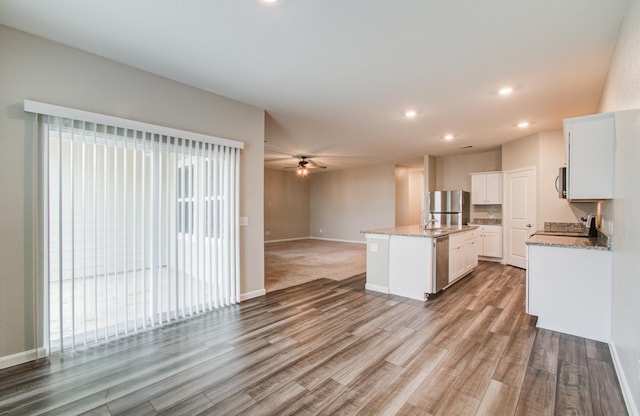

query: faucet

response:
[421,211,438,230]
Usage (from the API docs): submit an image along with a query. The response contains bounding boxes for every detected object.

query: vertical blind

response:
[25,100,243,352]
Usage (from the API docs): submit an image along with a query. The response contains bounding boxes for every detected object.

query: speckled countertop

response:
[362,224,478,238]
[526,234,611,251]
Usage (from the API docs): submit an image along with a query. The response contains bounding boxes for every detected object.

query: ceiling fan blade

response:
[307,159,327,168]
[265,156,294,162]
[264,147,296,157]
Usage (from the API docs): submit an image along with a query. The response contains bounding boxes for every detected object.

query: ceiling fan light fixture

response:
[498,86,514,96]
[404,110,417,119]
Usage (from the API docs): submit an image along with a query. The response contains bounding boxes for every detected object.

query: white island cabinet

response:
[363,225,478,301]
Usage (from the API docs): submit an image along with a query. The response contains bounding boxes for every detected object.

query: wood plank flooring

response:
[0,261,628,415]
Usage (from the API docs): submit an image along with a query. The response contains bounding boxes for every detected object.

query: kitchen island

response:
[362,225,478,301]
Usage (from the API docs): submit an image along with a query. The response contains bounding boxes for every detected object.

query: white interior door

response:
[504,167,536,269]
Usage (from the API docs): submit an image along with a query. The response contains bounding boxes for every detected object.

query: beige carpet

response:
[265,239,366,292]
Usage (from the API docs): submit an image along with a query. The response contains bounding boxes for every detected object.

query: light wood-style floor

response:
[0,262,627,415]
[265,239,365,292]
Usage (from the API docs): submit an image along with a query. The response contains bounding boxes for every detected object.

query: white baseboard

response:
[240,289,266,301]
[310,237,366,245]
[609,342,639,416]
[265,236,311,244]
[0,347,47,370]
[365,283,389,294]
[478,256,502,263]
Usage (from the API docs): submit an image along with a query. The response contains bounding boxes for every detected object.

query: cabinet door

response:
[455,247,465,278]
[471,175,487,204]
[565,113,614,200]
[485,173,502,204]
[482,232,501,257]
[449,247,459,282]
[464,240,478,271]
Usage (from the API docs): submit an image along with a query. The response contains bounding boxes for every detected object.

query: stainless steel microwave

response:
[556,167,567,199]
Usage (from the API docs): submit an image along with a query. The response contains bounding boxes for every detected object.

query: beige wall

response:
[434,150,502,221]
[408,169,424,225]
[598,0,640,413]
[599,0,640,112]
[537,130,596,226]
[501,133,539,173]
[423,155,437,193]
[310,165,395,242]
[264,169,310,241]
[502,131,595,229]
[395,167,410,226]
[435,150,502,191]
[0,26,265,359]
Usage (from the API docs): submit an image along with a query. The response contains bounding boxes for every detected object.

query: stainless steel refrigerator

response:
[426,190,470,227]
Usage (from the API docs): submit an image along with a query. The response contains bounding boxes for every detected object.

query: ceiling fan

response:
[264,149,329,176]
[290,155,326,176]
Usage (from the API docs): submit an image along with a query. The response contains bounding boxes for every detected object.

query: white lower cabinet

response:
[526,244,612,342]
[449,230,478,284]
[477,225,502,258]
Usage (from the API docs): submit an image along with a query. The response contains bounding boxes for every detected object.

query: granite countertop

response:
[526,234,611,251]
[362,224,479,238]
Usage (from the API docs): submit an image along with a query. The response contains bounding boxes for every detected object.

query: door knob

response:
[526,224,532,228]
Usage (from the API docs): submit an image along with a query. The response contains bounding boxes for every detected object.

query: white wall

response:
[0,25,265,360]
[310,165,396,242]
[598,0,640,413]
[264,169,310,241]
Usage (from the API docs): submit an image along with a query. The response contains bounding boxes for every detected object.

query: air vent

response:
[459,145,473,149]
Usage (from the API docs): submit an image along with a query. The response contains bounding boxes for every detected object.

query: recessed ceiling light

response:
[518,121,530,128]
[498,86,514,96]
[444,134,454,140]
[262,0,277,3]
[405,110,417,119]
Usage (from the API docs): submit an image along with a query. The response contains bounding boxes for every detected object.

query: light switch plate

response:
[239,217,248,227]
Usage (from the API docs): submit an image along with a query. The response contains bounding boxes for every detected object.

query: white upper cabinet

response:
[470,172,502,204]
[563,112,615,200]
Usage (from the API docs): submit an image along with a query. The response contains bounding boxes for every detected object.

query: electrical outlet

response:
[319,228,323,233]
[265,230,270,236]
[370,243,378,253]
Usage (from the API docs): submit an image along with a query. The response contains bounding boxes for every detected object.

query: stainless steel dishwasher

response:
[432,235,449,294]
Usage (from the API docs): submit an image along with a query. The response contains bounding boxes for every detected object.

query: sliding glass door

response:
[29,103,241,353]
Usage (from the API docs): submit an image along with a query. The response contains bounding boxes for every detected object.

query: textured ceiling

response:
[0,0,629,171]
